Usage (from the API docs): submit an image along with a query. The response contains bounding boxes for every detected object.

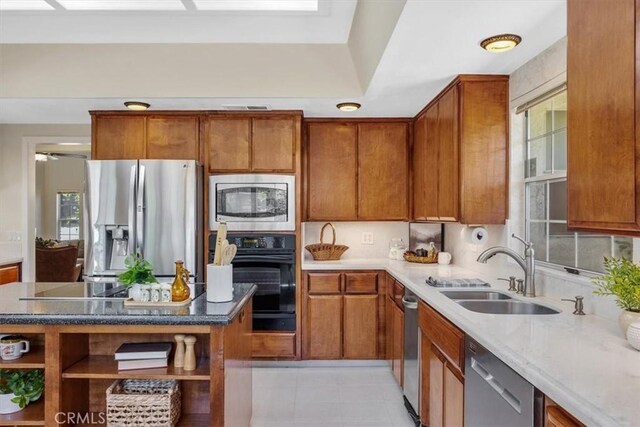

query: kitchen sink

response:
[456,300,560,315]
[441,290,512,300]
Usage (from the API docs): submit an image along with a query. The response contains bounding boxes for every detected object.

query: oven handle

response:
[232,255,295,264]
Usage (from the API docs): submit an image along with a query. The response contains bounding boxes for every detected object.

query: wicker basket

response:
[403,251,438,264]
[106,379,181,427]
[305,223,349,261]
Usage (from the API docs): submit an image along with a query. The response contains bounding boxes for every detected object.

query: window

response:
[524,90,633,273]
[57,192,81,241]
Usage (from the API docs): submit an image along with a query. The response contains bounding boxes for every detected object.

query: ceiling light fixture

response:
[124,101,150,111]
[336,102,361,112]
[35,153,48,162]
[480,34,522,53]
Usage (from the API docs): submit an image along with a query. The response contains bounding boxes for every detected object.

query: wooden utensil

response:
[222,244,237,266]
[213,222,228,266]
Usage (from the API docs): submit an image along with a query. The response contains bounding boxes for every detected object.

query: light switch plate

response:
[361,232,374,245]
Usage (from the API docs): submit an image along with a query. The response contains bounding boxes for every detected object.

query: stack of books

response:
[115,342,172,371]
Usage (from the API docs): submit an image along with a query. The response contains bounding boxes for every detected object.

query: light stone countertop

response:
[303,258,640,427]
[0,256,23,266]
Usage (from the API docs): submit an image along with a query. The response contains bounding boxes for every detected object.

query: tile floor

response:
[251,366,417,427]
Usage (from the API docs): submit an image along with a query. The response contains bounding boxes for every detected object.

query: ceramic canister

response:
[627,322,640,351]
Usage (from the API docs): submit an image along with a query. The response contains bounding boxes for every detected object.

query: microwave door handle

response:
[128,164,137,257]
[136,164,145,258]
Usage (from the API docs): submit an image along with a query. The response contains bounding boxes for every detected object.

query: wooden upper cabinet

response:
[412,75,508,224]
[146,116,199,160]
[306,122,358,220]
[252,117,296,172]
[207,117,251,172]
[567,0,640,235]
[436,86,460,222]
[358,122,409,220]
[92,115,146,160]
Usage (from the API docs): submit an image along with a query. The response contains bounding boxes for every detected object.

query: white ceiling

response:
[0,0,567,123]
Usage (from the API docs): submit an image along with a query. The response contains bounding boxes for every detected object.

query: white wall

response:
[444,37,624,322]
[0,124,90,279]
[35,156,86,240]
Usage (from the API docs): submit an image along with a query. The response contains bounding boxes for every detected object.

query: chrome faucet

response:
[476,234,536,297]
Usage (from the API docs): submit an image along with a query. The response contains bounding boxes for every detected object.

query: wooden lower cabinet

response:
[303,271,384,360]
[545,397,585,427]
[343,295,378,359]
[251,332,296,359]
[0,262,21,285]
[305,294,343,359]
[390,298,404,386]
[419,301,465,427]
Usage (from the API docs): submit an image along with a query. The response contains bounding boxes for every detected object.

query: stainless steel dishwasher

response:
[465,336,544,427]
[402,288,420,426]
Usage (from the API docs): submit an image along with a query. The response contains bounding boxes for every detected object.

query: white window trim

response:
[56,191,81,241]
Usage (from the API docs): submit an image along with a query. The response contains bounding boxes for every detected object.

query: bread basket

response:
[305,223,349,261]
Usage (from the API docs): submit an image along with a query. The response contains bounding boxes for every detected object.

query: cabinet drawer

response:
[419,301,464,370]
[252,332,296,359]
[0,264,20,285]
[344,272,378,294]
[307,273,342,294]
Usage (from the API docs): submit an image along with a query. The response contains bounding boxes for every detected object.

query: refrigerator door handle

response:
[128,164,137,257]
[136,165,146,258]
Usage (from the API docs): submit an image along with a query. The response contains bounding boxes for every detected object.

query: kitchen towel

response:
[207,264,233,302]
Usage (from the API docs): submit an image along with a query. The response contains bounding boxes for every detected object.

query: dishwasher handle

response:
[471,357,522,414]
[402,296,418,310]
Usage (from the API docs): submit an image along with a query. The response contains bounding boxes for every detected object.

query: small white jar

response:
[150,284,162,303]
[626,322,640,351]
[161,283,173,303]
[139,285,151,303]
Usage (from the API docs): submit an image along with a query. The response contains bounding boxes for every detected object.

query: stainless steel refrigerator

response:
[84,160,203,282]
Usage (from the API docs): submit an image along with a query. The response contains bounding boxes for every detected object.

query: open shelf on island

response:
[73,412,211,427]
[0,399,44,426]
[61,356,210,381]
[0,347,45,369]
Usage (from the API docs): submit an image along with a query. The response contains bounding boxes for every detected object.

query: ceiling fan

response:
[35,152,88,162]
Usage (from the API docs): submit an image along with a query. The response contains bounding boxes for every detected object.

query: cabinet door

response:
[437,86,459,221]
[413,113,427,220]
[546,406,584,427]
[92,115,145,160]
[429,344,446,427]
[424,104,440,220]
[207,117,251,172]
[444,364,464,427]
[391,300,404,386]
[567,0,639,234]
[357,122,409,220]
[386,295,394,368]
[252,117,296,172]
[306,123,358,220]
[420,332,431,426]
[146,116,199,160]
[305,295,342,359]
[343,295,378,359]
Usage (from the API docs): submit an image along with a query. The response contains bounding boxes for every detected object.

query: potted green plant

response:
[593,257,640,334]
[0,369,44,414]
[117,254,158,301]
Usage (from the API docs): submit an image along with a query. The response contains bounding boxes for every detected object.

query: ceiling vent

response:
[221,105,271,111]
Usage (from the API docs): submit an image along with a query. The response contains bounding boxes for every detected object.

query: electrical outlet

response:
[361,232,374,245]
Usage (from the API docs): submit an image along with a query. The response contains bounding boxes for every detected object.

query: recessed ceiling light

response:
[0,0,54,10]
[124,101,150,111]
[193,0,318,11]
[337,102,361,112]
[480,34,522,53]
[56,0,185,10]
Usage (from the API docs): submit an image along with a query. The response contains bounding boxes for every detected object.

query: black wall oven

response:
[209,233,295,331]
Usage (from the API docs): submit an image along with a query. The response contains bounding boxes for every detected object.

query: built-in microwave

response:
[209,174,295,231]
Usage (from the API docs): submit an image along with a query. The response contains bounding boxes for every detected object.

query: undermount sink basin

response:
[456,300,560,315]
[441,290,512,300]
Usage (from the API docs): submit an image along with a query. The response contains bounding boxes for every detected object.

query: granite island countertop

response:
[303,258,640,427]
[0,282,256,326]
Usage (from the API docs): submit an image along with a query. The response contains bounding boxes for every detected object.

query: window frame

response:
[56,191,81,241]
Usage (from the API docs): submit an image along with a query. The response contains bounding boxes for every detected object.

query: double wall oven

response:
[209,233,296,331]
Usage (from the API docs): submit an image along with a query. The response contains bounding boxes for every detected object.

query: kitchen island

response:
[0,282,256,427]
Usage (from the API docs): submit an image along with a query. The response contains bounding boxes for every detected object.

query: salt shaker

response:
[174,334,185,368]
[183,335,197,371]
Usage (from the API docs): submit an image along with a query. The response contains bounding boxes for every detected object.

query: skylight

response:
[55,0,186,10]
[0,0,54,10]
[192,0,318,11]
